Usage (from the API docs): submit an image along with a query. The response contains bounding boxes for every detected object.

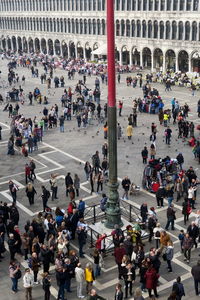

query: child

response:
[178,230,185,253]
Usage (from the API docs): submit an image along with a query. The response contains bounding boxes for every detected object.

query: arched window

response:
[40,18,43,31]
[131,20,135,37]
[88,0,92,10]
[88,19,92,34]
[57,18,60,32]
[148,20,152,38]
[126,20,130,36]
[185,21,190,40]
[102,0,105,10]
[192,21,197,40]
[132,0,136,10]
[121,20,125,36]
[96,19,100,34]
[127,0,131,10]
[167,0,172,10]
[72,19,75,33]
[68,18,71,33]
[122,0,125,10]
[80,0,83,10]
[149,0,153,10]
[166,21,170,39]
[143,0,147,10]
[172,21,177,39]
[84,19,87,34]
[186,0,192,10]
[102,19,106,35]
[80,19,83,34]
[43,18,46,31]
[194,0,199,10]
[116,19,120,36]
[116,0,119,10]
[138,0,141,10]
[161,0,165,10]
[155,0,159,10]
[137,20,141,37]
[60,18,63,32]
[160,21,164,39]
[178,21,183,40]
[93,0,96,10]
[153,21,158,38]
[49,18,53,32]
[173,0,178,10]
[93,19,96,34]
[75,19,79,33]
[46,18,49,32]
[84,0,87,10]
[142,20,146,37]
[180,0,184,10]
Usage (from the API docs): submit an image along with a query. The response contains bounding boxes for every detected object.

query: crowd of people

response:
[1,50,200,300]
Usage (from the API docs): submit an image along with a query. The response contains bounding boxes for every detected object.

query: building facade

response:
[0,0,200,72]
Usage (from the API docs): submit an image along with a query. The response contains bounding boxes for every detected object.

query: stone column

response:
[151,52,154,72]
[175,55,179,72]
[140,50,143,68]
[129,50,132,66]
[188,57,192,72]
[162,53,166,73]
[119,50,122,65]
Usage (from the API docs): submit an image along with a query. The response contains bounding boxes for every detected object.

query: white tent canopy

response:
[92,44,107,55]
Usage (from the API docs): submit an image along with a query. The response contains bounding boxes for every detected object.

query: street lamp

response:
[105,0,123,228]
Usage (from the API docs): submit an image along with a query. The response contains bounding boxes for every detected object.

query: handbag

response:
[162,253,167,261]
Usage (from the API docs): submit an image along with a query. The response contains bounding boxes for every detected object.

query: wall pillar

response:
[162,53,166,73]
[175,55,179,72]
[140,50,143,67]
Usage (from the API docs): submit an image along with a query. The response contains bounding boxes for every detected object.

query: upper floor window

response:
[160,0,165,10]
[173,0,178,10]
[154,0,159,10]
[186,0,192,10]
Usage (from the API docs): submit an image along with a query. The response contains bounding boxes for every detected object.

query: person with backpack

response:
[172,276,185,300]
[9,260,21,294]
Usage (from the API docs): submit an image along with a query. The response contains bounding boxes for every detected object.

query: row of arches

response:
[0,17,106,35]
[116,19,200,41]
[2,35,200,72]
[1,17,200,42]
[0,0,105,12]
[0,0,199,12]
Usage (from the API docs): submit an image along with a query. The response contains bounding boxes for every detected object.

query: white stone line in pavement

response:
[38,153,64,169]
[0,121,10,128]
[0,190,34,216]
[42,142,85,164]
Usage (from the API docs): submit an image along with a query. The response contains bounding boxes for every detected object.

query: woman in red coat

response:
[144,265,159,298]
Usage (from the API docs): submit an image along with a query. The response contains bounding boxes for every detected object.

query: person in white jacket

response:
[75,263,85,298]
[23,268,34,300]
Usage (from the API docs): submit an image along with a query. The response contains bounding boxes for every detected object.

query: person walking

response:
[26,183,37,205]
[183,233,193,263]
[172,276,185,300]
[165,240,174,272]
[165,126,172,145]
[187,221,199,248]
[41,186,50,212]
[75,263,85,298]
[42,272,51,300]
[126,124,133,140]
[59,115,65,132]
[121,176,131,200]
[192,260,200,296]
[9,180,18,203]
[182,198,191,225]
[23,268,34,300]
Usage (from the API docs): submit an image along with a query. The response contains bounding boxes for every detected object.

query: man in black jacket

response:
[56,268,66,300]
[187,221,199,248]
[65,173,73,197]
[165,204,176,231]
[191,260,200,296]
[156,185,166,208]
